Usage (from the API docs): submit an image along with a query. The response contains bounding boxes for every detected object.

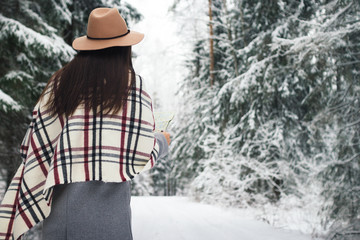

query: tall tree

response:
[208,0,215,86]
[0,0,74,185]
[171,0,360,235]
[311,1,360,232]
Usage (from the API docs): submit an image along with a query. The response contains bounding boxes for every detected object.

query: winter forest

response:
[0,0,359,240]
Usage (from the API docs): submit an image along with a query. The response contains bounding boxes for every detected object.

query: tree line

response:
[0,0,359,238]
[168,0,360,237]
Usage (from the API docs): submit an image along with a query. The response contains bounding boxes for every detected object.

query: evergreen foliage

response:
[171,0,360,235]
[0,0,359,236]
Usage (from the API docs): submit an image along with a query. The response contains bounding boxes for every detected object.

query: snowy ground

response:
[131,196,314,240]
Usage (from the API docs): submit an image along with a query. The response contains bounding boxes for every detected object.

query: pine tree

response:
[311,0,360,232]
[208,0,215,86]
[171,0,360,235]
[169,0,231,194]
[171,38,217,195]
[0,0,74,185]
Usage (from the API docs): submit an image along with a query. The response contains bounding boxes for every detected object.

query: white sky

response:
[125,0,188,111]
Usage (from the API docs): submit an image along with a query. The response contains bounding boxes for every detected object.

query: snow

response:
[21,6,58,34]
[131,196,316,240]
[0,14,74,60]
[54,0,72,25]
[0,89,21,111]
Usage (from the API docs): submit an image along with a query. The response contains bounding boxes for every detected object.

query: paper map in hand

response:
[154,112,175,131]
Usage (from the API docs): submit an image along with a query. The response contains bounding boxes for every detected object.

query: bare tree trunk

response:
[208,0,215,87]
[222,0,239,77]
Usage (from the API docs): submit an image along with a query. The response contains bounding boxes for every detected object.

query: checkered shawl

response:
[0,75,160,240]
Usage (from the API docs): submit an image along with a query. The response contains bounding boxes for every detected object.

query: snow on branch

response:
[0,89,21,112]
[322,1,354,29]
[272,29,349,57]
[20,6,58,34]
[0,14,74,60]
[218,54,277,103]
[54,0,72,25]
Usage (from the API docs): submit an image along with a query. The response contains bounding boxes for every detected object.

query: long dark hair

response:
[40,46,135,117]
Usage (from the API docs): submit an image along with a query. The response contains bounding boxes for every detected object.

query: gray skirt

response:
[42,181,133,240]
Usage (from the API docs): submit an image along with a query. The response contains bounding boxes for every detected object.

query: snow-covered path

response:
[131,196,312,240]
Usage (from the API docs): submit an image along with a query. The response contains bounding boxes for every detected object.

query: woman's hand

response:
[161,131,171,145]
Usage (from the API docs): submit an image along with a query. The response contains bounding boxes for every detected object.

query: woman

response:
[0,8,170,240]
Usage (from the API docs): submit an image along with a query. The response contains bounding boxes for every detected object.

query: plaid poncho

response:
[0,76,160,240]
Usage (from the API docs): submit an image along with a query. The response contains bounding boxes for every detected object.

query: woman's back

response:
[0,8,170,240]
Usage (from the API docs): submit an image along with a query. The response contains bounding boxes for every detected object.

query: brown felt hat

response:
[72,8,144,51]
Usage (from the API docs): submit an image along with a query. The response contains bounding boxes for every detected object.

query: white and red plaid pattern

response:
[0,75,160,240]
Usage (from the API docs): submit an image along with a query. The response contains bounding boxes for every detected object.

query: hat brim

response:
[72,31,144,51]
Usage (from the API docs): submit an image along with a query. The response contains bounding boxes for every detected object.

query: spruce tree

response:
[171,0,360,234]
[0,0,74,185]
[170,0,230,194]
[312,0,360,232]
